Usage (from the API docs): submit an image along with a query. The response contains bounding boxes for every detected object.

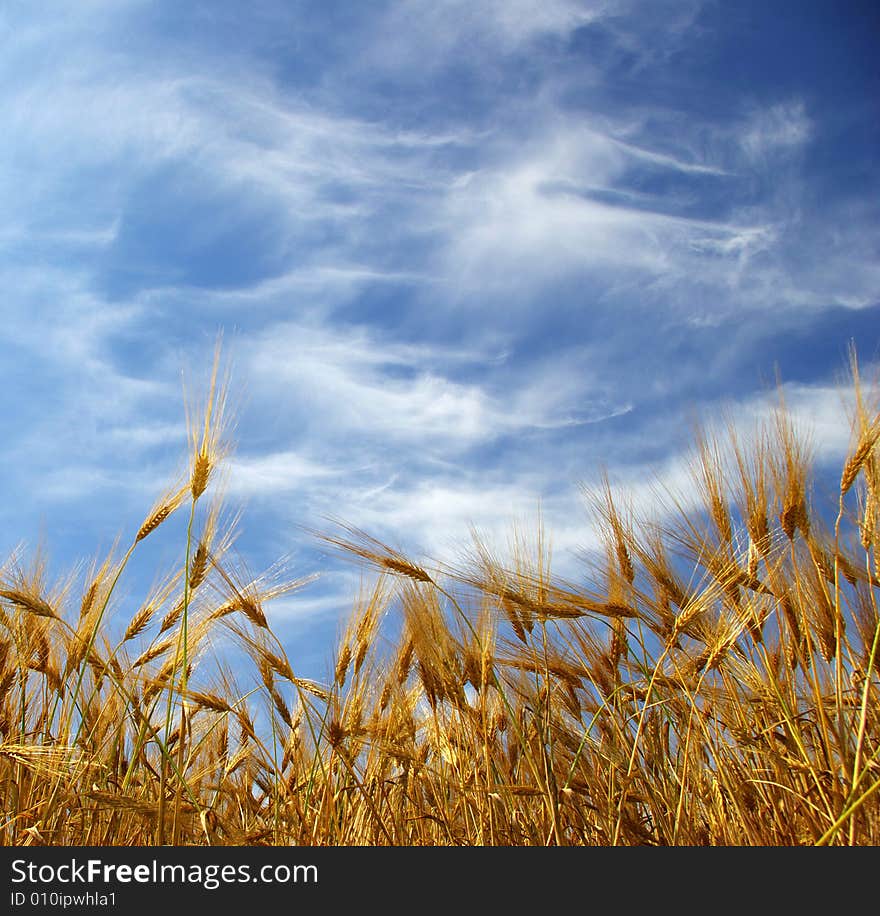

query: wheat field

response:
[1,348,878,846]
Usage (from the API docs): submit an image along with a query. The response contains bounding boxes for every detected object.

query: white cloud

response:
[363,0,607,74]
[442,134,650,287]
[243,318,632,455]
[731,381,857,465]
[739,102,812,162]
[264,585,357,625]
[437,120,769,301]
[324,474,588,572]
[464,0,606,47]
[246,323,495,444]
[228,450,338,497]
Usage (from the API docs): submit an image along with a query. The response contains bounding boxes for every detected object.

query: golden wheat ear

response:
[312,520,436,585]
[136,484,189,543]
[184,334,234,503]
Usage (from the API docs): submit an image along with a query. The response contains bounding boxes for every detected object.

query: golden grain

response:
[2,348,878,847]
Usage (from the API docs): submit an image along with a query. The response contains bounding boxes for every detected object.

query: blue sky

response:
[1,1,878,677]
